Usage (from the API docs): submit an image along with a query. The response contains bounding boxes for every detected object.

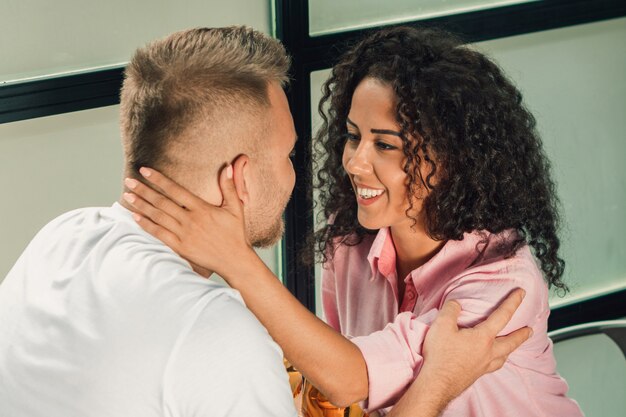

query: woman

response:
[125,27,582,416]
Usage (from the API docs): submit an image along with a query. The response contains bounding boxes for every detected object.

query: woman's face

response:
[342,77,425,231]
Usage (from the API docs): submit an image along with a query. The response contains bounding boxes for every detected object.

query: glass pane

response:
[0,107,282,283]
[0,0,270,83]
[477,17,626,306]
[0,106,123,279]
[309,0,537,36]
[553,333,626,415]
[309,17,626,315]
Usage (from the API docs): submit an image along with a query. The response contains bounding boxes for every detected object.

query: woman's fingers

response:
[138,167,201,210]
[132,212,182,250]
[125,177,187,221]
[475,288,525,336]
[123,191,182,236]
[218,164,243,215]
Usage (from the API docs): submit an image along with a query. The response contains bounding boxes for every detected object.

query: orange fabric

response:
[285,359,368,417]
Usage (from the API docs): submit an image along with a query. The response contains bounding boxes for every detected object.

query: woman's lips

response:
[356,191,384,206]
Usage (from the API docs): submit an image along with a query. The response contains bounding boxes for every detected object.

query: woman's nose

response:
[345,144,373,176]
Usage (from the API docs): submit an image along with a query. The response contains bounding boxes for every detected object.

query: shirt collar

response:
[366,228,397,281]
[366,227,495,291]
[409,232,488,292]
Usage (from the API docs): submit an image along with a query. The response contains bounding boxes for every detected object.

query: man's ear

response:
[231,154,250,205]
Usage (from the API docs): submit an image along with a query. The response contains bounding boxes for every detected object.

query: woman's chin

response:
[357,213,384,231]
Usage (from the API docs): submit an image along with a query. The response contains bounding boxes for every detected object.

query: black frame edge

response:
[277,0,316,311]
[0,67,124,124]
[548,289,626,332]
[302,0,626,71]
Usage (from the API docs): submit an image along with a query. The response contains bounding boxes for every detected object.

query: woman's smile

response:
[342,77,416,230]
[354,182,386,205]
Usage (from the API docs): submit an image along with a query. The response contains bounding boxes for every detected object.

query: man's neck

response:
[118,196,215,279]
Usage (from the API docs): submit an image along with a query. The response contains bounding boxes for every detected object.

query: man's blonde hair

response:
[119,26,290,179]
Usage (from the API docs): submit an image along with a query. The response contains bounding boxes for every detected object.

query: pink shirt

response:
[322,227,583,416]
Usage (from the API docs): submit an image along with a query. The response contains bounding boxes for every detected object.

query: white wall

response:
[1,0,272,82]
[552,331,626,416]
[478,17,626,306]
[309,0,534,36]
[0,107,122,278]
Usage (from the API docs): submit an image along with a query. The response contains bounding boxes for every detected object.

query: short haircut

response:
[120,26,290,178]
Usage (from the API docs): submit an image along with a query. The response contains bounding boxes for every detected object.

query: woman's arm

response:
[228,252,368,406]
[124,167,531,409]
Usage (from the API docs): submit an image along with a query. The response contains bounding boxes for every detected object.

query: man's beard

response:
[245,168,290,248]
[248,216,285,248]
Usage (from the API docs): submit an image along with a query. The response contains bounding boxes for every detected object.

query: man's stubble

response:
[245,163,291,248]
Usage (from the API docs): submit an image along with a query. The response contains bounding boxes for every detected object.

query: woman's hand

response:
[123,166,256,278]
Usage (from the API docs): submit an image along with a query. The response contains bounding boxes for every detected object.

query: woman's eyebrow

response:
[371,128,402,137]
[347,117,402,137]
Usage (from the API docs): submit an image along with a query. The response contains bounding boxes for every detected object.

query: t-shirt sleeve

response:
[351,260,544,412]
[162,292,297,417]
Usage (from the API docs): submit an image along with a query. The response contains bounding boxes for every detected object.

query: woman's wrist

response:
[218,246,271,286]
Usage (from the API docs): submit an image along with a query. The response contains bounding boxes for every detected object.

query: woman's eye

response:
[344,133,360,142]
[289,149,296,159]
[375,141,397,151]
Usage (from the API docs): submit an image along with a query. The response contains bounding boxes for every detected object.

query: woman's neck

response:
[390,221,445,283]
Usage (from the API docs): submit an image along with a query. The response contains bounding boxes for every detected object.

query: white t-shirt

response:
[0,203,296,417]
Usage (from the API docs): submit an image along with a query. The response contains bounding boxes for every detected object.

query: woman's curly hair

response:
[313,26,567,292]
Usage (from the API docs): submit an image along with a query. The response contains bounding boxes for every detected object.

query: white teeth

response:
[357,187,384,199]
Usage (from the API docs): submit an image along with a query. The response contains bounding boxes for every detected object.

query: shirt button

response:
[407,291,415,300]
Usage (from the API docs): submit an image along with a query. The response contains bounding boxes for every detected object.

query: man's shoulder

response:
[187,287,275,347]
[30,204,141,251]
[162,289,295,417]
[20,203,203,302]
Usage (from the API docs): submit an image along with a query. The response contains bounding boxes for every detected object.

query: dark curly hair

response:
[313,26,567,293]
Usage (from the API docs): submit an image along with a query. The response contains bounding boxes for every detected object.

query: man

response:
[0,27,528,417]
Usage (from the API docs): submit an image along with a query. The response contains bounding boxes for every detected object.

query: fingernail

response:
[132,213,141,222]
[139,167,151,177]
[519,289,526,298]
[125,178,138,189]
[226,165,233,179]
[123,192,135,204]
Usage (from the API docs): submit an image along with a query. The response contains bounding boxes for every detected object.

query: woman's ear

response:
[231,154,250,206]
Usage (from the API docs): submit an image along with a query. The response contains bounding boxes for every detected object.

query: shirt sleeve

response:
[351,262,543,412]
[351,310,435,411]
[162,292,297,417]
